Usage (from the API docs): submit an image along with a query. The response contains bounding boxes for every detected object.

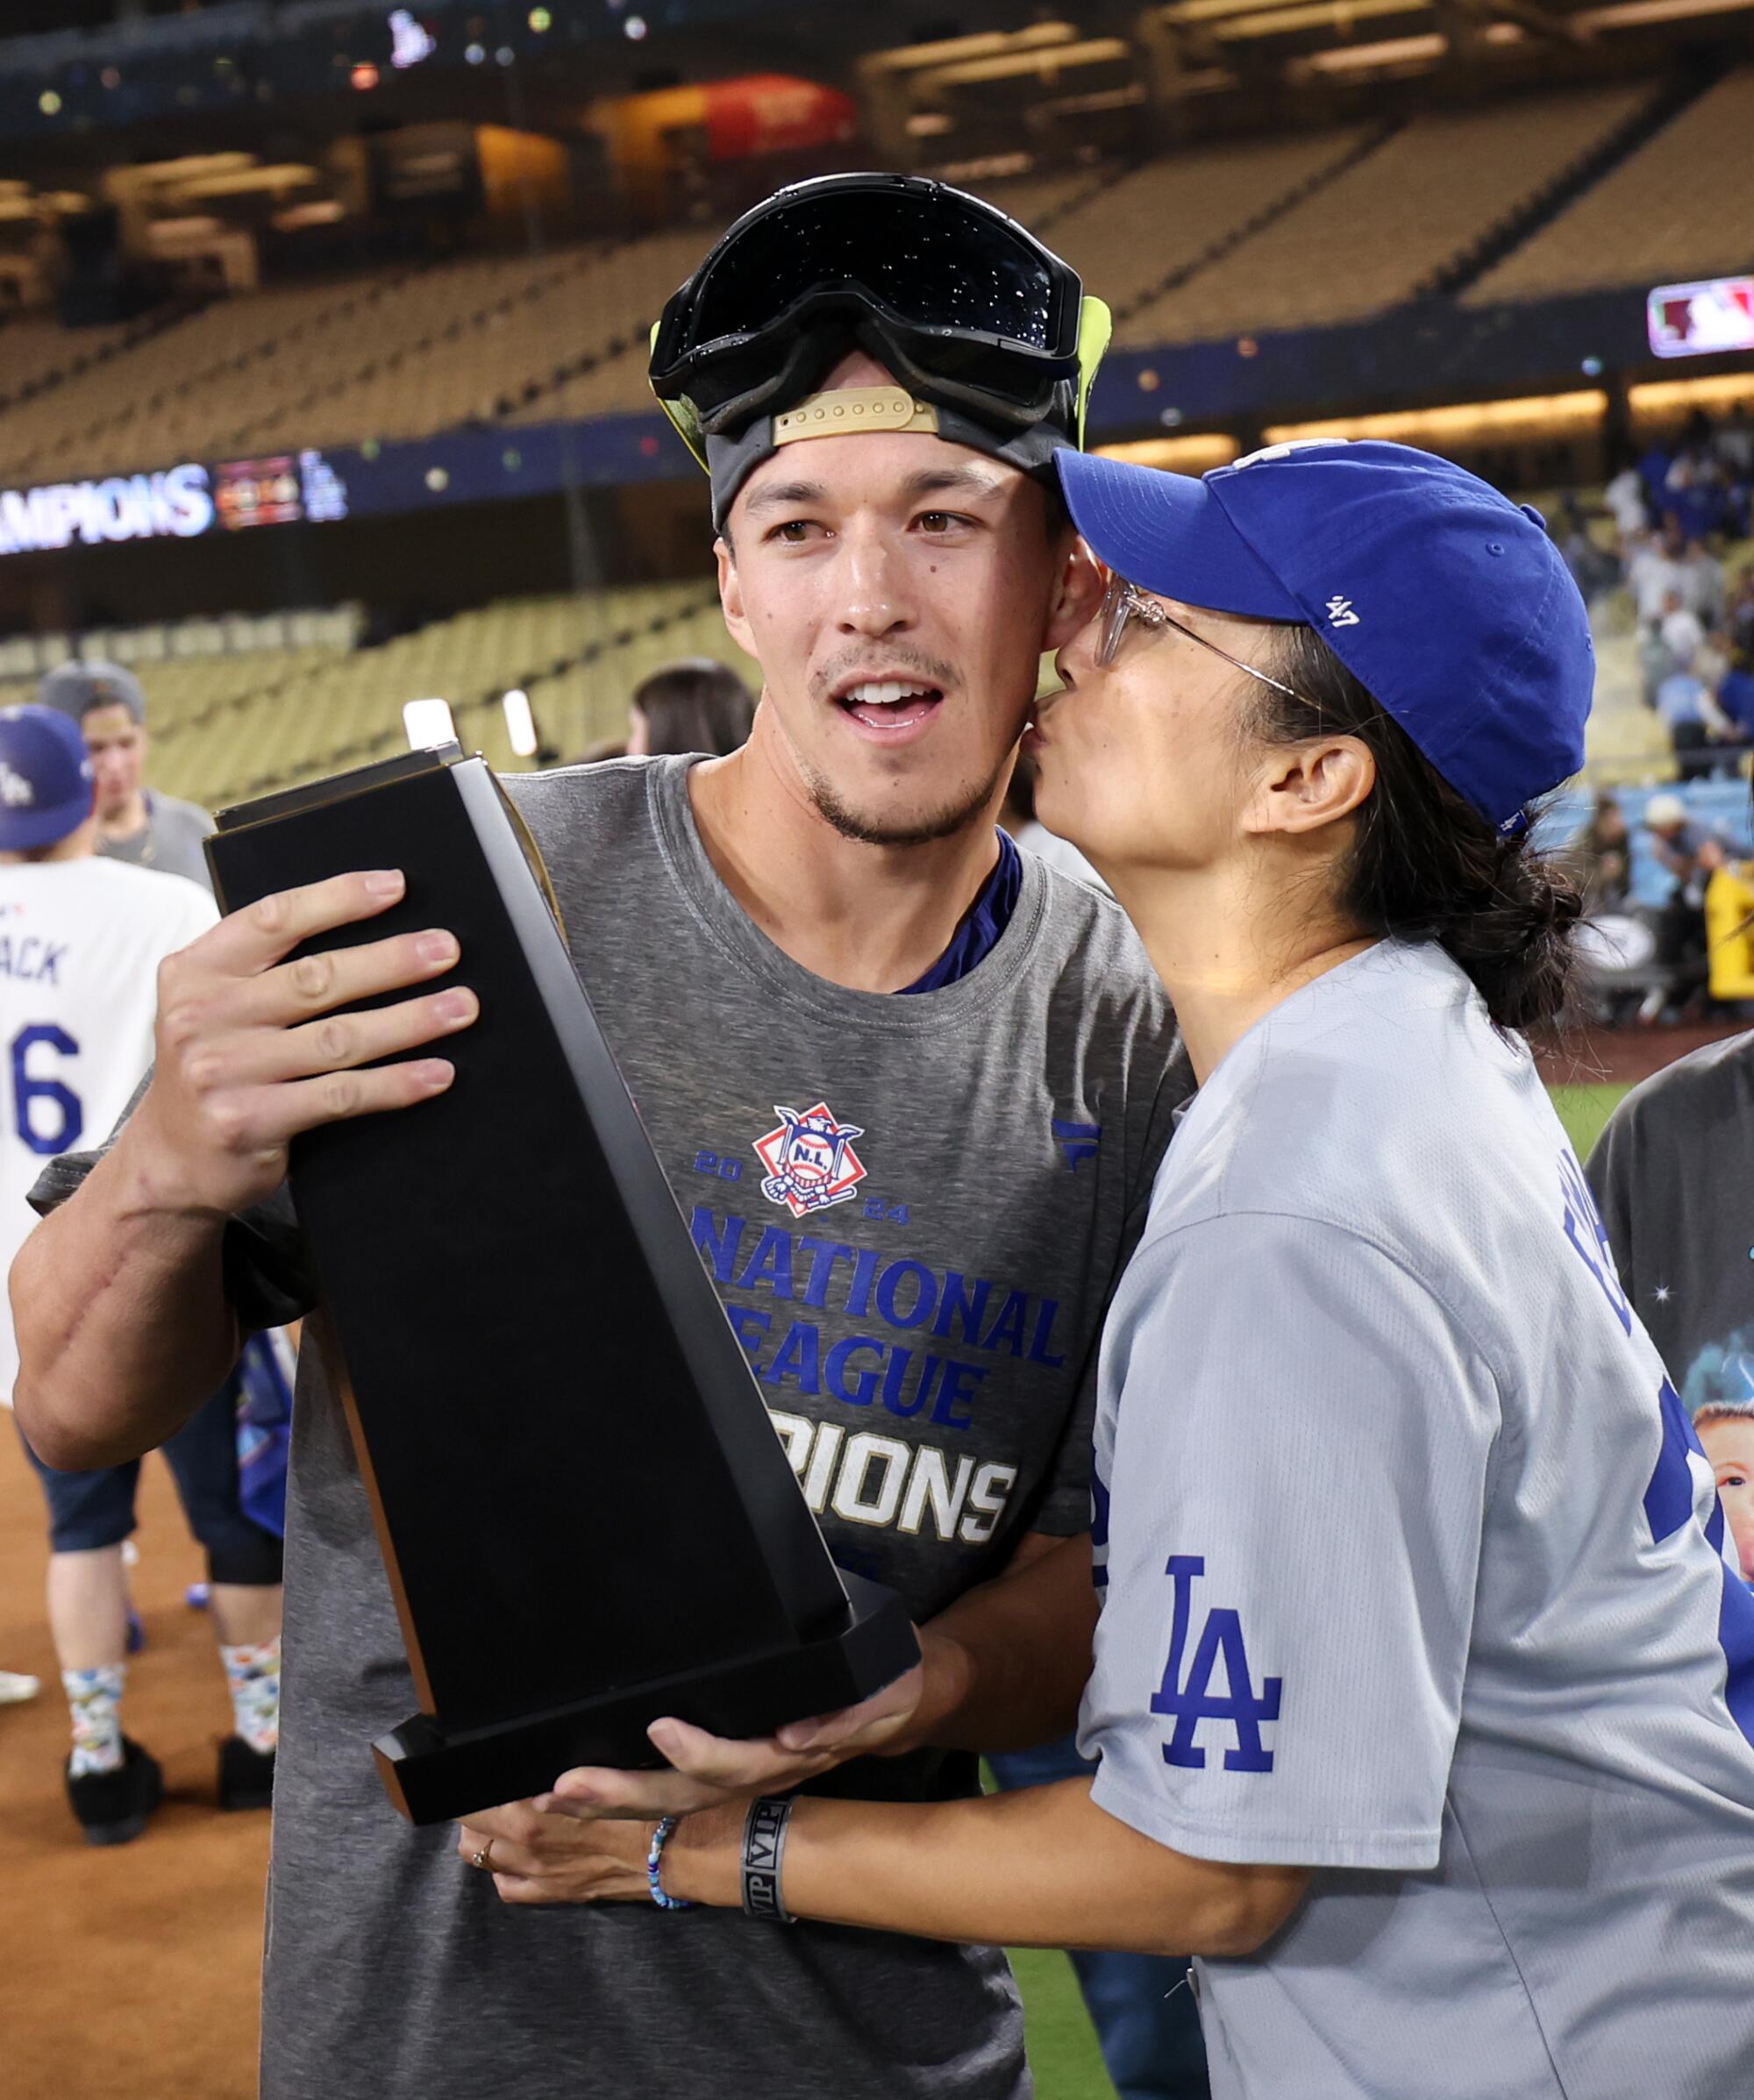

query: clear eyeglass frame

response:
[1095,573,1313,710]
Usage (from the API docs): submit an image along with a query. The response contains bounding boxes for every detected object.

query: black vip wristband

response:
[742,1796,797,1923]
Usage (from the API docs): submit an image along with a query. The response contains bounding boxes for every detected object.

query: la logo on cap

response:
[0,762,36,808]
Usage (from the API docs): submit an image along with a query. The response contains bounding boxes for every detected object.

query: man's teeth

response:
[845,680,931,706]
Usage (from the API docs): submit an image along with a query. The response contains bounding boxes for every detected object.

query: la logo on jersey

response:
[1151,1555,1282,1773]
[753,1100,867,1219]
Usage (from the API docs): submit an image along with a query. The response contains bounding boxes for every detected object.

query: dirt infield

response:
[0,1426,267,2100]
[1537,1017,1745,1087]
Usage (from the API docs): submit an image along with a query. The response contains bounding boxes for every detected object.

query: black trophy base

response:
[374,1573,918,1823]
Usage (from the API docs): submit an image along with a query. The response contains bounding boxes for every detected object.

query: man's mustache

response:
[810,649,959,701]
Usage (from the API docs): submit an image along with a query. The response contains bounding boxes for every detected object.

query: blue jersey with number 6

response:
[0,855,215,1407]
[1079,937,1754,2100]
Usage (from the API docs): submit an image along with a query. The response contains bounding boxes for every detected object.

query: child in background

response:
[1696,1403,1754,1584]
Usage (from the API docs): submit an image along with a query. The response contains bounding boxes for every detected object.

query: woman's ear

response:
[1245,735,1375,839]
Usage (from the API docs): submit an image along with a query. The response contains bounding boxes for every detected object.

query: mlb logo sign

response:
[753,1101,866,1218]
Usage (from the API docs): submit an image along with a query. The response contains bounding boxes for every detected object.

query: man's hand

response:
[535,1653,927,1823]
[126,868,478,1216]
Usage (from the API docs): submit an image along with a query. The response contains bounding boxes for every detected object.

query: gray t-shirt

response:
[1586,1030,1754,1414]
[1079,939,1754,2100]
[39,755,1186,2100]
[100,789,214,892]
[100,785,217,890]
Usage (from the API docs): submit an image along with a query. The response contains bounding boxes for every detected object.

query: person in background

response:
[1590,1033,1754,1581]
[0,705,282,1843]
[1677,537,1727,630]
[1603,451,1650,545]
[625,657,755,758]
[1714,648,1754,745]
[1695,1406,1754,1585]
[1559,792,1632,915]
[37,659,214,892]
[1654,656,1719,779]
[1628,515,1687,635]
[1642,790,1727,1017]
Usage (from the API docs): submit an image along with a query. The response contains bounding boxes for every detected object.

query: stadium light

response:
[403,698,456,749]
[503,688,539,758]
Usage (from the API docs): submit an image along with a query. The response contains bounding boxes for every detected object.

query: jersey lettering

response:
[1152,1554,1282,1774]
[1644,1376,1754,1748]
[10,1022,82,1156]
[1558,1148,1632,1335]
[0,936,67,983]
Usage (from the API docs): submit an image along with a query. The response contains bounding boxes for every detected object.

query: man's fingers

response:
[220,985,479,1086]
[205,869,410,973]
[209,1062,455,1157]
[772,1662,923,1753]
[538,1763,723,1819]
[240,926,462,1030]
[644,1716,835,1791]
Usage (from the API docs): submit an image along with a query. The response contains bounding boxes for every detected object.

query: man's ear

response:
[1043,536,1105,651]
[716,536,757,658]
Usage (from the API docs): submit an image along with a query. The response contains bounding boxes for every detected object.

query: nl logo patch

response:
[754,1100,867,1219]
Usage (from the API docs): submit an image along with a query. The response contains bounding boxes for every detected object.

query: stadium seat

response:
[1465,68,1754,303]
[1124,88,1650,343]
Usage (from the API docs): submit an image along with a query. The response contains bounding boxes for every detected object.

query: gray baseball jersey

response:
[1079,938,1754,2100]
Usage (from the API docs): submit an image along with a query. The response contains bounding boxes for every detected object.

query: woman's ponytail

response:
[1258,625,1584,1035]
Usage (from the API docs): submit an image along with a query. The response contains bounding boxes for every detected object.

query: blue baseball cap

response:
[1056,439,1594,834]
[0,704,95,851]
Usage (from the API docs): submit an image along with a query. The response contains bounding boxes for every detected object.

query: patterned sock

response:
[220,1639,281,1754]
[63,1664,126,1777]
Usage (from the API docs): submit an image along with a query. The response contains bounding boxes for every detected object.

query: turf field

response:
[1016,1080,1634,2100]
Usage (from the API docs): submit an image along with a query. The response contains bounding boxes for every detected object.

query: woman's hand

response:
[455,1802,651,1906]
[456,1797,747,1908]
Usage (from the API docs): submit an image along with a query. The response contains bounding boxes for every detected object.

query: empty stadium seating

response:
[1123,87,1651,344]
[0,73,1742,477]
[1466,69,1754,304]
[0,587,759,809]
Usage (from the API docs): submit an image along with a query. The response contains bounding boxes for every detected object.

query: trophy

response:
[206,746,918,1825]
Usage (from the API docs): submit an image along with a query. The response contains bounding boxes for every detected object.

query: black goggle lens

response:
[677,189,1062,359]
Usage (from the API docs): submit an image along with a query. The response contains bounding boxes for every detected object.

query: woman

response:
[624,656,755,758]
[469,444,1754,2099]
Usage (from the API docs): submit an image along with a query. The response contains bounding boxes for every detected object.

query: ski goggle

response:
[649,173,1108,467]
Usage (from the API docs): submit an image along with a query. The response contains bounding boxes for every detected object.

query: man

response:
[38,659,213,890]
[14,177,1190,2096]
[0,704,282,1841]
[1642,789,1727,1018]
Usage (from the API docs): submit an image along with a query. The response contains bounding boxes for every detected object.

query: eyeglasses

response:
[1096,573,1312,708]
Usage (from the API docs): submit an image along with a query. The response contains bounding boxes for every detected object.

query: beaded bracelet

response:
[646,1814,694,1911]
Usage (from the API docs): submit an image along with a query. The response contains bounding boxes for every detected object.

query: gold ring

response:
[472,1840,496,1873]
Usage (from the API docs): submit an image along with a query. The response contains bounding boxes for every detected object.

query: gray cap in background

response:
[37,658,146,725]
